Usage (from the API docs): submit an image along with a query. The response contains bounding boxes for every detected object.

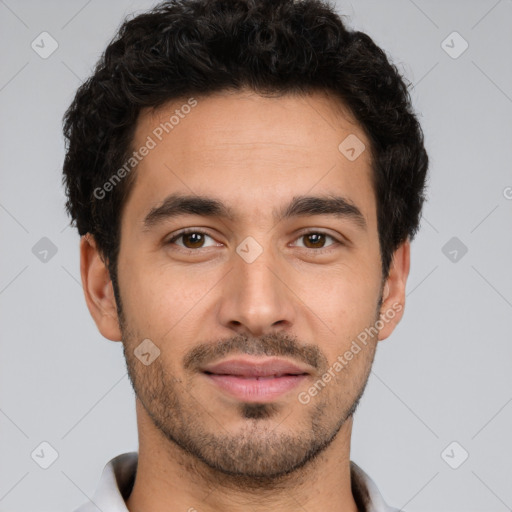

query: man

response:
[63,0,428,510]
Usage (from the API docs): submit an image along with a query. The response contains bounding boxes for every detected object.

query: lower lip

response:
[204,374,308,402]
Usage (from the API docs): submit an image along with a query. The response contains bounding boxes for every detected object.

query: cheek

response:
[306,263,380,317]
[303,269,381,364]
[121,263,216,339]
[117,262,171,336]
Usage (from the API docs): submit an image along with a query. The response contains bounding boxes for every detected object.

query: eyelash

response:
[166,228,342,253]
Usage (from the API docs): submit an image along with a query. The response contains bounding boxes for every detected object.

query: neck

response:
[126,399,359,512]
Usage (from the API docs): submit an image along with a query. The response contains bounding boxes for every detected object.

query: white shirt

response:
[73,452,402,512]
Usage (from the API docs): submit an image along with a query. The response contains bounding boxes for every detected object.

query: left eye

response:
[166,230,339,251]
[292,232,338,250]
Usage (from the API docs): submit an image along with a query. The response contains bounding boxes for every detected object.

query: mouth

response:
[200,357,310,402]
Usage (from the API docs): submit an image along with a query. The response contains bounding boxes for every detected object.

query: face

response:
[82,88,408,483]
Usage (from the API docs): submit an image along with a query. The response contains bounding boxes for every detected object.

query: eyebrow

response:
[142,193,367,231]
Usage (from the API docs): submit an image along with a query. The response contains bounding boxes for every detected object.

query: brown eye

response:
[167,230,217,249]
[302,233,327,248]
[295,232,338,250]
[180,232,206,248]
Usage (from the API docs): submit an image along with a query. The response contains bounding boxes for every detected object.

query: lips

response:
[202,358,309,378]
[201,357,309,402]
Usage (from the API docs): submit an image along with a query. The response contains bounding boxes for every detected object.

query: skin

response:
[80,88,410,512]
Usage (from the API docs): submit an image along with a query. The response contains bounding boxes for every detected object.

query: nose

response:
[217,244,296,337]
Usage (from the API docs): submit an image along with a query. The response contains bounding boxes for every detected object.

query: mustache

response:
[182,332,327,373]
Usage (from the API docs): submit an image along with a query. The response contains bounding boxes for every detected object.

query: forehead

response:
[122,89,376,233]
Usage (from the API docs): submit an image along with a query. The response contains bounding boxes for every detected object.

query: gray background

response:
[0,0,511,511]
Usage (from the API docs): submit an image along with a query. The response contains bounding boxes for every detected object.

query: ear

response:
[377,238,410,341]
[80,234,123,342]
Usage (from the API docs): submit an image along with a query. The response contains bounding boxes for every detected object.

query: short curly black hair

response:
[62,0,428,300]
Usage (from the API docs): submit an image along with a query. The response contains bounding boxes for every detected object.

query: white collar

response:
[74,452,401,512]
